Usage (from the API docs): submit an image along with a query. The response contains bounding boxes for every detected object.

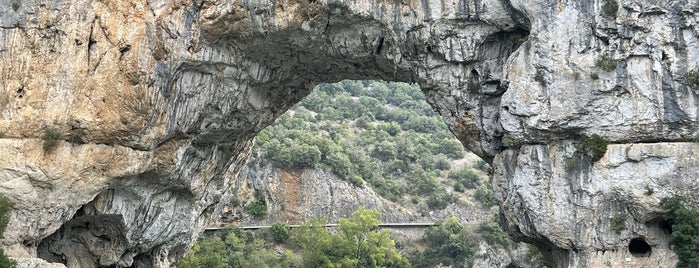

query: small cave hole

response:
[471,69,480,81]
[628,238,652,257]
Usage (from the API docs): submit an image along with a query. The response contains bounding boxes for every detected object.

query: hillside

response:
[189,81,540,267]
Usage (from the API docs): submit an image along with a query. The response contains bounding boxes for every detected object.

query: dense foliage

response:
[256,80,468,203]
[178,208,409,268]
[410,216,476,267]
[0,195,17,268]
[294,208,410,267]
[660,196,699,268]
[177,227,292,268]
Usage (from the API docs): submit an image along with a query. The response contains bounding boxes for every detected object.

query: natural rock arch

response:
[0,0,697,267]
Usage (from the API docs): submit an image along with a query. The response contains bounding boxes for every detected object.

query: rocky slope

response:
[0,0,697,267]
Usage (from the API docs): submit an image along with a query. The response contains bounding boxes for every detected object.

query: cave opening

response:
[628,237,652,257]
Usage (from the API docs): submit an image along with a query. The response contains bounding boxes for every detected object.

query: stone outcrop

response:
[226,157,491,225]
[0,0,696,267]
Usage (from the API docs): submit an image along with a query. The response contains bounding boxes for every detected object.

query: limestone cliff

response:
[0,0,697,267]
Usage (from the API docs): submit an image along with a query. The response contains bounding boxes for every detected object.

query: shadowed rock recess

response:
[0,0,696,267]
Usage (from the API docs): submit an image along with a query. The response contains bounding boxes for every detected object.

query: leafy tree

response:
[178,227,289,268]
[449,169,481,189]
[294,208,410,268]
[661,196,699,268]
[245,200,267,219]
[271,222,291,243]
[427,190,453,210]
[477,221,512,250]
[0,195,15,268]
[412,217,476,267]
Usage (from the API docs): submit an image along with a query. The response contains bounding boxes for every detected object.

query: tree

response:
[661,196,699,268]
[294,208,411,268]
[178,227,290,268]
[271,222,291,243]
[0,195,15,268]
[413,216,476,268]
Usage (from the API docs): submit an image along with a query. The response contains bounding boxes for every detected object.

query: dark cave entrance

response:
[628,238,652,257]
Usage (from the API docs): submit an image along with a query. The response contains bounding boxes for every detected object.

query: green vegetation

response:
[178,226,292,268]
[575,134,609,162]
[271,222,290,243]
[449,168,480,190]
[410,216,476,267]
[0,195,16,268]
[256,81,466,203]
[245,200,267,219]
[474,185,496,207]
[602,0,619,17]
[477,221,512,250]
[685,70,699,87]
[526,245,545,268]
[293,208,410,267]
[611,215,625,234]
[660,196,699,268]
[597,55,617,72]
[42,128,63,152]
[181,208,409,268]
[473,159,492,173]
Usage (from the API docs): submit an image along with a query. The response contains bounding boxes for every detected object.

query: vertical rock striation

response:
[0,0,696,267]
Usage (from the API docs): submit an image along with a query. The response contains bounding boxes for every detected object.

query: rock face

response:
[0,0,696,267]
[227,157,491,225]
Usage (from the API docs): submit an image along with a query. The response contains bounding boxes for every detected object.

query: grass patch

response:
[611,215,625,234]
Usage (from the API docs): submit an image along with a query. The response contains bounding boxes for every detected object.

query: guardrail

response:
[204,222,436,231]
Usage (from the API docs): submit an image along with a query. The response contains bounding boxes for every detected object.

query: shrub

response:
[575,134,609,162]
[602,0,619,17]
[477,220,513,250]
[271,222,291,242]
[611,215,625,234]
[427,191,453,210]
[474,185,495,207]
[0,195,16,268]
[415,216,476,267]
[597,55,617,72]
[685,70,699,87]
[42,128,63,152]
[449,168,480,189]
[453,182,465,193]
[473,159,491,173]
[661,196,699,268]
[245,200,267,219]
[590,73,600,80]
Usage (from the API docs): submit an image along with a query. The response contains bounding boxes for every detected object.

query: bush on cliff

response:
[661,196,699,268]
[0,194,16,268]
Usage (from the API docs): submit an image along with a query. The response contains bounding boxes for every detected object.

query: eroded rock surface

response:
[0,0,697,267]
